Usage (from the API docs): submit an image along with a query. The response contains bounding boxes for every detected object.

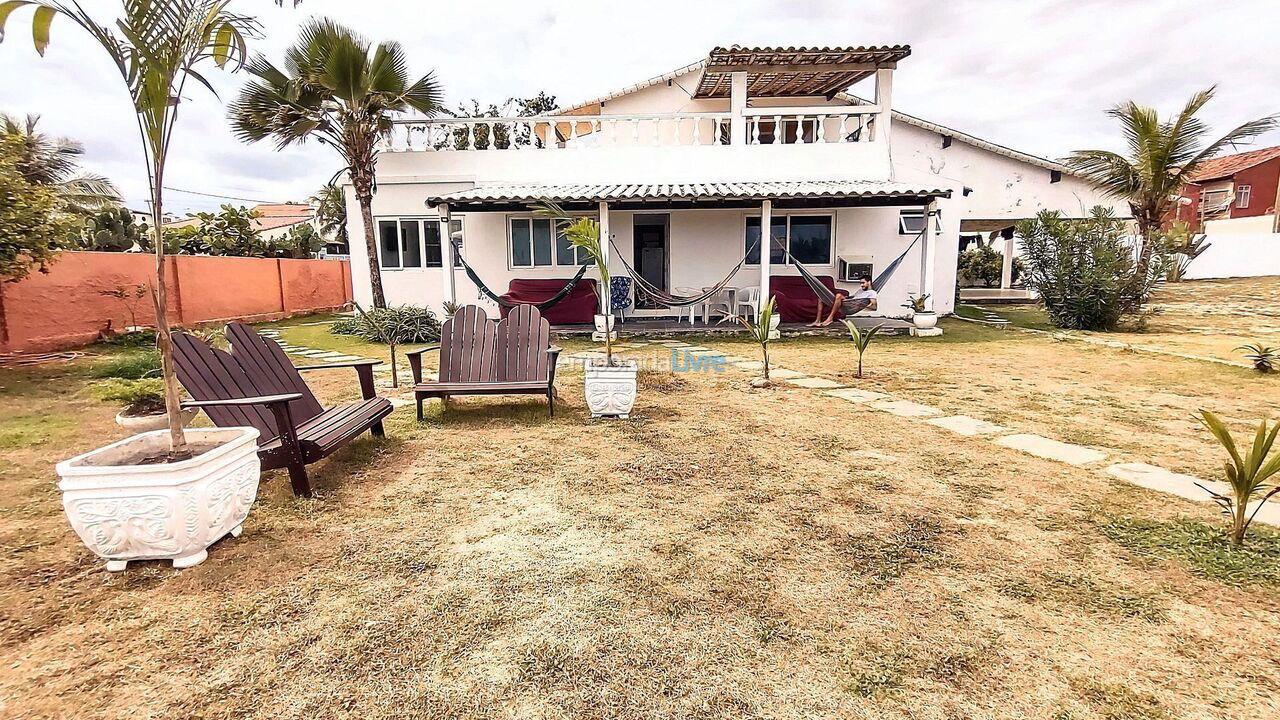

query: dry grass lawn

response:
[2,281,1279,719]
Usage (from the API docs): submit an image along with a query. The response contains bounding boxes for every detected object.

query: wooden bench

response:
[407,305,562,419]
[173,322,394,497]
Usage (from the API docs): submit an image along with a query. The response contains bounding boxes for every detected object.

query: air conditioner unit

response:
[838,256,874,283]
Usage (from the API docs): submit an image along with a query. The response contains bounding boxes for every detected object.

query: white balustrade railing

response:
[384,108,880,152]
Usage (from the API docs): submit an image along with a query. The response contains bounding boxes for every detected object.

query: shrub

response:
[90,350,160,379]
[89,377,165,415]
[331,306,441,343]
[1016,207,1168,331]
[958,245,1003,287]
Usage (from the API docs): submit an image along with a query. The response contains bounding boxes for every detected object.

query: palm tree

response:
[1,113,119,213]
[229,19,443,308]
[1,0,256,459]
[1068,87,1277,269]
[310,183,347,251]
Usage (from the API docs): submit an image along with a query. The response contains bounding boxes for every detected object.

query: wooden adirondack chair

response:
[172,323,394,497]
[407,305,562,420]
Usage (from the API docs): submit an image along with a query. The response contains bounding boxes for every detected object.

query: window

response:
[899,209,941,235]
[1236,185,1252,209]
[745,214,832,265]
[376,217,460,269]
[1201,189,1229,210]
[511,217,590,268]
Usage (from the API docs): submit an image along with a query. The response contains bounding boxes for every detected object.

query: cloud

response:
[1,0,1276,212]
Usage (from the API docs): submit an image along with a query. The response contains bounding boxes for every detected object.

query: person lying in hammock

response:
[808,275,877,327]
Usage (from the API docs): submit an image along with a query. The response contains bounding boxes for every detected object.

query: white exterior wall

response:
[1204,214,1275,234]
[1183,233,1280,279]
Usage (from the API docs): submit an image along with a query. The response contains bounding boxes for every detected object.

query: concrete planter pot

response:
[911,311,938,330]
[55,427,261,572]
[583,358,637,418]
[114,407,199,433]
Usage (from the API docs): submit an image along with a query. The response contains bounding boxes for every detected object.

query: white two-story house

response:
[346,45,1121,323]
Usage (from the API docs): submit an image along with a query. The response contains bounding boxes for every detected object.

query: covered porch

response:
[421,180,950,329]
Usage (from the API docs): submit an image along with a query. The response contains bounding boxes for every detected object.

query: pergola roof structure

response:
[693,45,911,99]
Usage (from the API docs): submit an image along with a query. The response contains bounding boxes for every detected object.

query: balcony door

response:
[632,214,668,309]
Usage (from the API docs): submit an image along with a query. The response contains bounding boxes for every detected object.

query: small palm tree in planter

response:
[537,202,636,418]
[738,297,777,387]
[902,293,936,329]
[11,0,266,572]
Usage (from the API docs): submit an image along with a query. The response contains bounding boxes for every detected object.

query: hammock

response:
[451,239,590,310]
[608,237,760,308]
[778,220,929,306]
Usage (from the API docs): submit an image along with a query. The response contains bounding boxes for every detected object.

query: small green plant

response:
[98,284,149,332]
[1237,343,1278,373]
[536,201,614,364]
[1197,410,1280,546]
[89,378,165,416]
[843,320,883,378]
[441,300,461,319]
[902,293,930,314]
[737,297,777,382]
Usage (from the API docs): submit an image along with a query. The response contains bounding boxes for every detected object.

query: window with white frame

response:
[376,217,464,269]
[898,209,941,235]
[744,214,833,265]
[1236,184,1252,209]
[509,216,592,268]
[1201,189,1229,210]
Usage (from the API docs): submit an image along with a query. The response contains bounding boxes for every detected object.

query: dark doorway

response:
[632,214,668,309]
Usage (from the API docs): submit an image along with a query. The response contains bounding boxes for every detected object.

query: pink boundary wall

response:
[0,252,353,353]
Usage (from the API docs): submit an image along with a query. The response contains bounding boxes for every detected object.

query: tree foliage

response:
[0,134,68,279]
[958,245,1003,287]
[311,183,347,249]
[1016,207,1169,331]
[0,112,119,214]
[76,206,148,251]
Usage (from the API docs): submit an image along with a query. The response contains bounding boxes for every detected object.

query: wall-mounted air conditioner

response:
[838,256,874,283]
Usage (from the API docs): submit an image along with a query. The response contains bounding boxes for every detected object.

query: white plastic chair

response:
[703,286,734,324]
[735,286,761,323]
[674,287,700,323]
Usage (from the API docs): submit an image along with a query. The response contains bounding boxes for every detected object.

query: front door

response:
[633,216,668,309]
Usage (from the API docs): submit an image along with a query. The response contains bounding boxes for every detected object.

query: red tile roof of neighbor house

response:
[1187,145,1280,182]
[250,202,313,232]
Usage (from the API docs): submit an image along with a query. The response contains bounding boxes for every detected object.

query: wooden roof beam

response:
[709,61,895,74]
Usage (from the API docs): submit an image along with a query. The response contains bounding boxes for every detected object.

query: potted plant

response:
[903,293,937,329]
[540,203,636,418]
[12,1,264,570]
[92,378,199,432]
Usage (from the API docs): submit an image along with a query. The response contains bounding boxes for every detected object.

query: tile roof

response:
[1186,145,1280,182]
[427,180,949,206]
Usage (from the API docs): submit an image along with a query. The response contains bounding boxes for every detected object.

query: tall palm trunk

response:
[349,140,386,308]
[148,165,190,459]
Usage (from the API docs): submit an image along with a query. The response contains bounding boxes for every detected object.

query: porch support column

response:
[921,198,937,311]
[874,67,894,147]
[730,71,748,145]
[1000,232,1015,289]
[598,201,611,317]
[760,199,772,306]
[438,203,456,306]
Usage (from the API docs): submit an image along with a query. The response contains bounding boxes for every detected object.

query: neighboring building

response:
[249,202,315,244]
[1172,145,1280,234]
[345,45,1124,320]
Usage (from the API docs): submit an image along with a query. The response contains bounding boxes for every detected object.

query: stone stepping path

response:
[767,368,806,379]
[824,388,889,403]
[785,376,843,389]
[1107,463,1280,527]
[995,434,1106,466]
[869,399,943,417]
[926,415,1008,436]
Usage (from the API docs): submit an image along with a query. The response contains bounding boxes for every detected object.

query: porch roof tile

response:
[428,180,950,207]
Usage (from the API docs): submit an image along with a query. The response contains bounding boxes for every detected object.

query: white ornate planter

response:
[114,406,199,433]
[56,427,261,572]
[911,311,938,330]
[584,358,638,418]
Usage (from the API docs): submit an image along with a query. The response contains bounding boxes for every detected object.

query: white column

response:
[598,201,611,317]
[438,203,455,306]
[1001,233,1015,289]
[874,68,894,147]
[730,71,748,146]
[921,199,937,311]
[760,199,772,307]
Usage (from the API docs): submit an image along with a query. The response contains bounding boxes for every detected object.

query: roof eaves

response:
[560,59,707,114]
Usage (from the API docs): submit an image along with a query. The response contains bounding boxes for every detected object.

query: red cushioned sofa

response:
[770,274,842,324]
[499,278,598,325]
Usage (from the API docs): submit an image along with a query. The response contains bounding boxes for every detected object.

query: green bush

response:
[331,306,441,343]
[90,350,160,380]
[1016,207,1168,331]
[958,245,1004,287]
[88,377,165,415]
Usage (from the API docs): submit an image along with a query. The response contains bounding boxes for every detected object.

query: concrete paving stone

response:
[994,434,1106,465]
[869,399,943,417]
[768,368,805,379]
[786,376,843,389]
[1105,462,1280,527]
[823,388,889,403]
[925,415,1009,436]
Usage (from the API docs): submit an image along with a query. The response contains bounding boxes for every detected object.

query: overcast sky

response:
[2,0,1277,215]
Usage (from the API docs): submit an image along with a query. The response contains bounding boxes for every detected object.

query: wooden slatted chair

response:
[172,322,393,497]
[407,304,562,420]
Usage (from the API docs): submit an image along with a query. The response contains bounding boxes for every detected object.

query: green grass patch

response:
[87,349,160,380]
[1095,514,1280,588]
[0,411,80,450]
[1070,677,1170,720]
